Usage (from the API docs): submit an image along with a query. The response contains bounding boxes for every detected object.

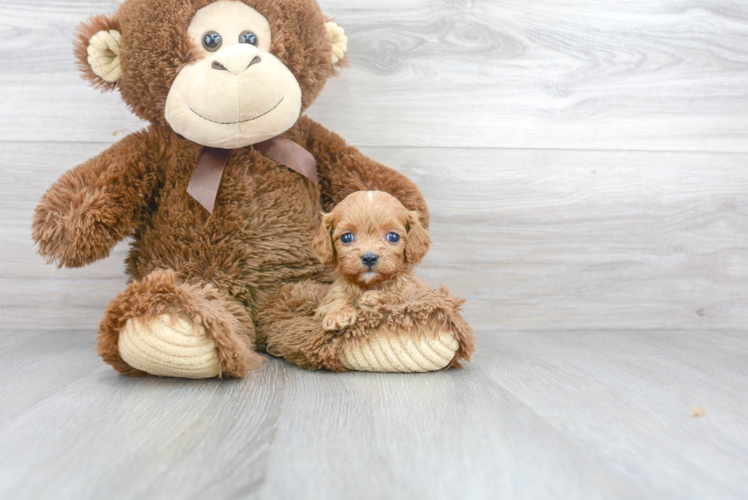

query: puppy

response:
[312,190,432,331]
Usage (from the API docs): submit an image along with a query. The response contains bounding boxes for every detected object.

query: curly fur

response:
[311,191,432,331]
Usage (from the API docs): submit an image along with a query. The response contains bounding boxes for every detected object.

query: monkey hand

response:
[32,180,123,268]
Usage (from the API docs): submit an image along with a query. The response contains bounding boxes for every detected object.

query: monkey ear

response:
[312,213,337,266]
[325,21,348,67]
[405,211,432,266]
[73,14,122,91]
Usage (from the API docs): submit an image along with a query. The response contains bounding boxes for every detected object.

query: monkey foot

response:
[118,314,221,379]
[339,330,459,373]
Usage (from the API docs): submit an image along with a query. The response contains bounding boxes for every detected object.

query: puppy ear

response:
[312,213,336,266]
[73,14,122,91]
[405,211,431,266]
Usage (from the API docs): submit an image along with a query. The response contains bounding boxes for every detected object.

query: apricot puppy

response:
[312,190,431,331]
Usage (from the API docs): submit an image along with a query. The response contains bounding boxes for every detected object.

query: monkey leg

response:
[339,285,475,373]
[97,269,262,378]
[337,326,461,373]
[256,282,475,373]
[255,281,348,372]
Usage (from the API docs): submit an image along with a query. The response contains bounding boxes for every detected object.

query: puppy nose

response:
[361,253,379,268]
[211,45,262,75]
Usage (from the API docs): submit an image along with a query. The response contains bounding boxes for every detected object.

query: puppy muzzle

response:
[360,253,379,270]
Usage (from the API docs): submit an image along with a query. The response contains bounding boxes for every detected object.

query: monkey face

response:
[75,0,348,144]
[164,1,302,148]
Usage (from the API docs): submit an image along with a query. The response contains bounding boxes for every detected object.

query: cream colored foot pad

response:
[119,314,221,379]
[340,330,459,373]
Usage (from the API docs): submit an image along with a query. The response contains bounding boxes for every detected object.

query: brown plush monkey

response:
[33,0,472,378]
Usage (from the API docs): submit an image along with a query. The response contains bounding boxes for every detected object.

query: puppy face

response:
[313,191,431,286]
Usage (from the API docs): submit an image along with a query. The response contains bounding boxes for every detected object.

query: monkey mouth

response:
[189,97,284,125]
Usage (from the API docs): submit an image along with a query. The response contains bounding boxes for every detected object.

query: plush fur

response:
[256,282,475,371]
[98,269,261,377]
[350,285,476,369]
[257,191,475,372]
[73,0,338,124]
[33,0,449,378]
[256,281,346,371]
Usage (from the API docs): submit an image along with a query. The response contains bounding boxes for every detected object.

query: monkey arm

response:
[291,116,430,228]
[32,129,162,268]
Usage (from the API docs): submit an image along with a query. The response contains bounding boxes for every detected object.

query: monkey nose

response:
[212,46,262,75]
[361,253,379,269]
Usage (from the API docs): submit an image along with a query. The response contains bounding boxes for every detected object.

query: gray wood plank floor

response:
[1,329,746,499]
[1,0,747,498]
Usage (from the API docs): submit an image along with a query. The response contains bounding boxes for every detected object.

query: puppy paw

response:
[322,308,358,331]
[359,291,386,308]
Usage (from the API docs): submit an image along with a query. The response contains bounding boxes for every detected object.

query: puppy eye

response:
[340,233,355,245]
[203,32,222,52]
[239,31,258,46]
[387,232,401,243]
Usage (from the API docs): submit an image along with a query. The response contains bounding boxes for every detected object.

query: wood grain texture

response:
[2,0,748,498]
[0,329,746,499]
[4,142,747,331]
[1,0,747,151]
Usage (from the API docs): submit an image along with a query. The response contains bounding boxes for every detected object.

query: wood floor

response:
[1,0,748,498]
[1,329,746,499]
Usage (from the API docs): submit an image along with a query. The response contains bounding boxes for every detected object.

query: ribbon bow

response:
[187,136,318,214]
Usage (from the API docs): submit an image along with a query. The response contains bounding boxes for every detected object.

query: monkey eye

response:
[340,233,355,245]
[387,232,401,243]
[203,31,222,52]
[239,31,258,46]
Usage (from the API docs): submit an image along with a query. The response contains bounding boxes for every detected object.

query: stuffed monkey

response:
[33,0,473,378]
